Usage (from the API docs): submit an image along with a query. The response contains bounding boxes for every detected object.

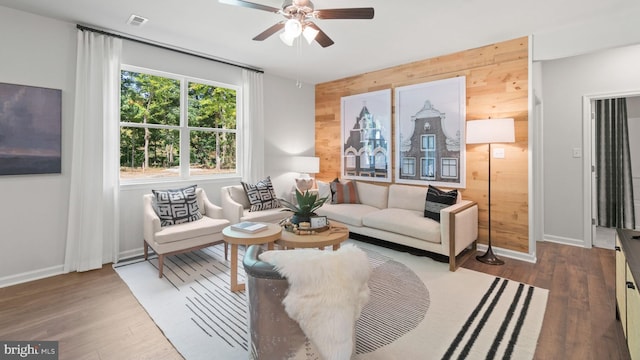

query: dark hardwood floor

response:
[0,241,630,360]
[463,242,630,360]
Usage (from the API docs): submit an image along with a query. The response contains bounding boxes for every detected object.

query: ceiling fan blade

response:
[307,23,334,48]
[218,0,280,13]
[253,22,285,41]
[315,8,374,20]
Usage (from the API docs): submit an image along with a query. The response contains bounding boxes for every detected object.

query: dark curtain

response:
[596,98,635,229]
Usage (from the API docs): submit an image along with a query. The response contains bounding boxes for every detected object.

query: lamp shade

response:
[302,26,319,44]
[466,118,515,144]
[291,156,320,174]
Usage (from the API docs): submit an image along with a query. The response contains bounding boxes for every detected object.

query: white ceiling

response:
[1,0,639,84]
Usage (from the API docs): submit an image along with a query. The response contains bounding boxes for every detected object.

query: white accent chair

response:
[220,185,291,224]
[143,188,230,278]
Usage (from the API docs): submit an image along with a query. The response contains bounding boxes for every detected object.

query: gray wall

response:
[0,5,315,286]
[627,97,640,228]
[541,44,640,245]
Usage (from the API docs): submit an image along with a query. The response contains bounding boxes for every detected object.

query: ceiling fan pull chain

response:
[296,37,303,88]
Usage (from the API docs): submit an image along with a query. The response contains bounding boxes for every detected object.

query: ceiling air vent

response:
[127,14,148,26]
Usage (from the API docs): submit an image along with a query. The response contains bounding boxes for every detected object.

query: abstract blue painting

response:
[0,82,61,175]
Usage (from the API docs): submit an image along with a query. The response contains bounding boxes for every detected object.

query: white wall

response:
[541,44,640,245]
[627,96,640,229]
[263,74,315,200]
[0,6,76,285]
[0,5,315,286]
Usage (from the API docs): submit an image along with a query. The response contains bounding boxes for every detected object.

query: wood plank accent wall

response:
[315,37,530,254]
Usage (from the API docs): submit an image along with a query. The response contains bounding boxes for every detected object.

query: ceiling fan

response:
[219,0,374,48]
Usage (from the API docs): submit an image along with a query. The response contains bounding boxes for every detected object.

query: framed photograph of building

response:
[394,77,466,188]
[0,82,62,176]
[341,89,392,182]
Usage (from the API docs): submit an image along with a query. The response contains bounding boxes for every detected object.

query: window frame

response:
[441,158,459,179]
[119,64,242,185]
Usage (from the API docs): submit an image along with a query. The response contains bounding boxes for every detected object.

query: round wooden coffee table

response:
[222,223,282,292]
[276,221,349,251]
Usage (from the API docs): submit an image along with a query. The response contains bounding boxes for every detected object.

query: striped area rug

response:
[114,240,547,360]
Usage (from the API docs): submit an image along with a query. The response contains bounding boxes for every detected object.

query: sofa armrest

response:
[221,186,244,224]
[203,193,225,219]
[440,200,478,271]
[143,194,162,243]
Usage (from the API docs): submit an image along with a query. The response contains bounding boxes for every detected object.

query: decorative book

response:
[231,221,268,234]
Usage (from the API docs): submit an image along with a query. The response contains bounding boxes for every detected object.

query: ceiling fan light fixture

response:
[302,25,319,44]
[279,32,295,46]
[284,18,303,37]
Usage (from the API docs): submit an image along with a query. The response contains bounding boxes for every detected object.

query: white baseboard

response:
[117,247,145,263]
[0,265,65,289]
[476,244,537,263]
[0,247,148,288]
[543,234,586,248]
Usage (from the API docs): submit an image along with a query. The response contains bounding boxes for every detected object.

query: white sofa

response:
[316,181,478,271]
[220,185,291,225]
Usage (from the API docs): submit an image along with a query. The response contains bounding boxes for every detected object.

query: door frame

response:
[582,90,640,248]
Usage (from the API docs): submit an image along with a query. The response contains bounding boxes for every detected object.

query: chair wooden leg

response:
[158,254,164,278]
[143,240,149,260]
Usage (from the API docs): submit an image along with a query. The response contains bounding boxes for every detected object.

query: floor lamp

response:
[466,118,515,265]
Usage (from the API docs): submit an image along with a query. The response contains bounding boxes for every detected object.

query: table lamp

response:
[291,156,320,192]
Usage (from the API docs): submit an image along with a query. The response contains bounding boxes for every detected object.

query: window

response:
[119,66,239,181]
[401,157,416,176]
[374,151,386,169]
[421,134,435,151]
[345,149,357,169]
[421,157,436,179]
[441,158,458,179]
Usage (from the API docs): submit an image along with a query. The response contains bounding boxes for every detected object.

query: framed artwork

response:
[0,82,62,176]
[309,215,328,229]
[394,76,466,188]
[341,89,392,182]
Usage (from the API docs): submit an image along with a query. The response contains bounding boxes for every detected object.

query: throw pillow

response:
[330,179,359,204]
[242,176,281,212]
[424,185,458,222]
[316,180,332,204]
[152,185,203,226]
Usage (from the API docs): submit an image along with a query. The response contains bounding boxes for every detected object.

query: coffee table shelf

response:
[276,221,349,250]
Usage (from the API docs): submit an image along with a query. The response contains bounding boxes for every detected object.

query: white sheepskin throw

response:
[259,244,371,360]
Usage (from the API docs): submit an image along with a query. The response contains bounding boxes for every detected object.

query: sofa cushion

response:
[316,180,332,204]
[152,185,203,226]
[330,179,359,204]
[154,216,229,244]
[387,184,428,212]
[241,207,290,223]
[242,176,281,212]
[316,203,379,227]
[362,208,441,244]
[424,186,458,222]
[356,182,388,209]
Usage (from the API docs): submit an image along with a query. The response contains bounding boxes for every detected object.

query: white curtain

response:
[242,69,265,183]
[64,30,122,272]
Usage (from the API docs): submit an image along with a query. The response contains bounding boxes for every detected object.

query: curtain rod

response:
[76,24,263,74]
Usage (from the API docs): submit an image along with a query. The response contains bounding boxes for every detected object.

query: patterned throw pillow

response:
[330,179,359,204]
[242,176,281,212]
[424,185,458,222]
[152,185,203,226]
